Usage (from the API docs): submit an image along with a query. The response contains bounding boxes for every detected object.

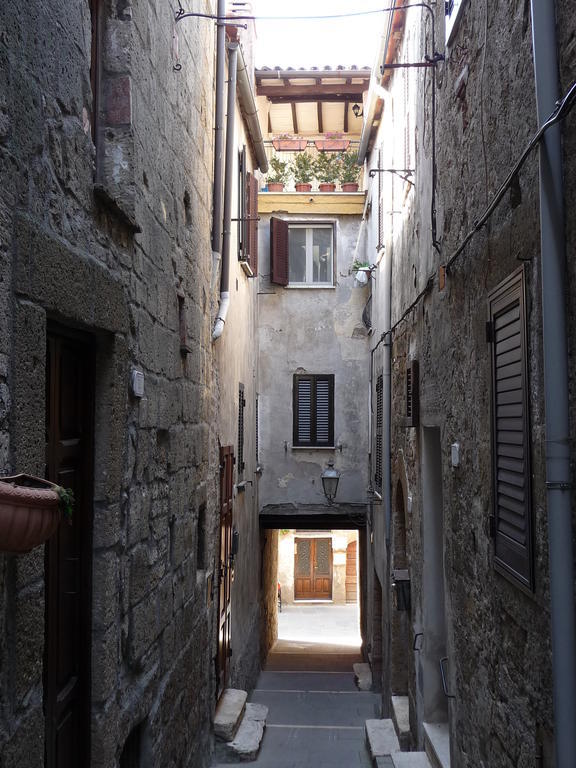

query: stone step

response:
[423,722,451,768]
[214,689,248,742]
[366,718,401,761]
[391,695,411,751]
[353,662,373,691]
[391,752,433,768]
[214,703,268,763]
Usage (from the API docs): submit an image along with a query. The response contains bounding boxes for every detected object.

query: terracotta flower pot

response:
[0,474,61,553]
[272,139,308,152]
[314,139,350,152]
[267,182,284,192]
[318,183,336,192]
[295,183,312,192]
[341,182,359,192]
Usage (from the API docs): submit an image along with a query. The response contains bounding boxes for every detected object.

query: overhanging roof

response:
[256,66,370,136]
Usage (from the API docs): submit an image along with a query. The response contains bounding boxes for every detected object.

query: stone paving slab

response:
[250,689,380,727]
[213,724,373,768]
[255,671,358,692]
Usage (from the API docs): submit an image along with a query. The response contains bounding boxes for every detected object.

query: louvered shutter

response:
[404,360,419,428]
[248,173,259,276]
[488,268,533,589]
[270,217,289,285]
[375,374,383,490]
[237,384,246,476]
[238,148,247,261]
[293,375,334,447]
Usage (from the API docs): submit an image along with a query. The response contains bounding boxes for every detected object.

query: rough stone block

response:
[366,719,401,759]
[392,753,432,768]
[354,662,372,691]
[214,689,248,742]
[216,703,268,763]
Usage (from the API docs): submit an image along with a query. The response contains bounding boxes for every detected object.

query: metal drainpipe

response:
[530,3,576,766]
[211,0,226,281]
[212,43,238,341]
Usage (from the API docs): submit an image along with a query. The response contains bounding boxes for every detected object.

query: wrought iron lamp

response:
[321,459,340,504]
[352,103,363,118]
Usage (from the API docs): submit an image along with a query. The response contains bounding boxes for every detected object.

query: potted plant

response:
[313,151,341,192]
[0,474,74,553]
[266,156,289,191]
[290,151,314,192]
[314,132,351,152]
[339,150,361,192]
[272,134,308,152]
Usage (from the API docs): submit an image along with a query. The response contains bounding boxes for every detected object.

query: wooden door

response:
[45,329,94,768]
[346,540,358,603]
[294,538,332,600]
[217,446,234,696]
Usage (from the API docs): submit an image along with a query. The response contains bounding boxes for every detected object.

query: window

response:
[293,374,334,448]
[237,384,246,477]
[487,267,533,590]
[445,0,467,45]
[238,147,259,276]
[270,218,334,287]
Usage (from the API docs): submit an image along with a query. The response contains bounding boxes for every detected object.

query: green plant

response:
[339,150,361,184]
[352,259,371,271]
[290,152,314,185]
[267,155,289,184]
[313,151,341,184]
[56,486,75,524]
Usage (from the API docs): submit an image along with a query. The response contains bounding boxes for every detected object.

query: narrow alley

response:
[0,1,575,768]
[214,605,378,768]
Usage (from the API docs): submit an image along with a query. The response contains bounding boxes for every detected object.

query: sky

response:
[250,0,383,69]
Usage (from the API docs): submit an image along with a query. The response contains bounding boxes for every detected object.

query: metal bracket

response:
[369,168,415,187]
[545,481,572,490]
[440,657,456,699]
[413,632,423,652]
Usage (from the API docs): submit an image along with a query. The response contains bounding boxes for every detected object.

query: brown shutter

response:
[488,268,533,590]
[404,360,419,428]
[270,217,289,285]
[293,374,334,447]
[248,173,259,276]
[237,384,246,476]
[375,374,383,490]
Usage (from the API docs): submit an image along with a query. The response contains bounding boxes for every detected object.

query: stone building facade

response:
[0,1,265,766]
[360,2,576,767]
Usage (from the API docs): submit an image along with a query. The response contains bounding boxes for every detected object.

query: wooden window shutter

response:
[237,384,246,476]
[375,374,383,490]
[293,374,334,447]
[488,268,533,590]
[270,217,289,285]
[247,173,258,276]
[238,148,247,261]
[404,360,419,428]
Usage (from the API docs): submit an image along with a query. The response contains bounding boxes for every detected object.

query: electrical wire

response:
[446,78,576,272]
[175,3,444,23]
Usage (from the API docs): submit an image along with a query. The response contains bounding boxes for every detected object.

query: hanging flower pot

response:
[314,138,350,152]
[272,137,308,152]
[0,474,63,553]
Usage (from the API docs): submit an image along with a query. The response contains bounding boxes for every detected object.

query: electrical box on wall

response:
[451,442,460,468]
[131,369,145,398]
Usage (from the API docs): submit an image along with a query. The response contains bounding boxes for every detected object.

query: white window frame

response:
[288,224,335,288]
[445,0,467,46]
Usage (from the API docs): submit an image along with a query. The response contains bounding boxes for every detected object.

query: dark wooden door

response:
[217,446,234,696]
[45,329,94,768]
[294,538,332,600]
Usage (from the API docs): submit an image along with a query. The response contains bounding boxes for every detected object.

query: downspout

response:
[236,49,268,174]
[530,4,576,767]
[212,43,238,341]
[211,0,226,282]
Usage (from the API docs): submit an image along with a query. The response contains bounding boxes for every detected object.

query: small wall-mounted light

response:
[321,459,340,504]
[352,103,363,118]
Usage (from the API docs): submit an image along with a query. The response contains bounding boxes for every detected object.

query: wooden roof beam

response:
[257,83,368,100]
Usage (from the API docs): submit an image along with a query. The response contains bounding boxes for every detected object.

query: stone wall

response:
[365,1,574,765]
[0,1,223,766]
